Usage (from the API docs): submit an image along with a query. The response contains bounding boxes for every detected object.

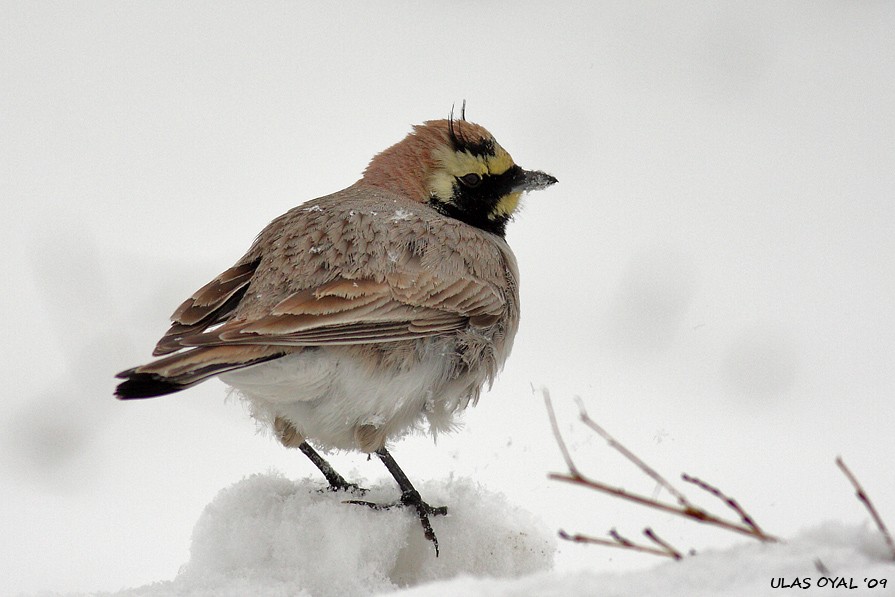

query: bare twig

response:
[643,527,684,560]
[544,392,779,545]
[558,528,682,560]
[608,527,634,547]
[681,473,765,535]
[573,396,691,508]
[549,471,776,541]
[543,389,580,477]
[836,456,895,560]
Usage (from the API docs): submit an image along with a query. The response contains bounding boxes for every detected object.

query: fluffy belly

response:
[218,343,477,451]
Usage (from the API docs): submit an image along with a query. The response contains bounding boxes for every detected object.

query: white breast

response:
[219,340,480,451]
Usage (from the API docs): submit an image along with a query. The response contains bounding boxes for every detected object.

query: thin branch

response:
[643,527,684,560]
[559,529,681,560]
[608,527,634,547]
[545,393,779,544]
[573,396,691,508]
[836,456,895,560]
[549,471,777,541]
[543,389,580,477]
[681,473,764,535]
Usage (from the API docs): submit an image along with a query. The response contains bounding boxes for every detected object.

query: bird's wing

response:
[153,193,512,352]
[177,270,505,348]
[153,260,260,355]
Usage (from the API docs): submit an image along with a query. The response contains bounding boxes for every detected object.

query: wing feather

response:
[153,260,260,356]
[176,272,488,348]
[150,200,511,353]
[171,261,258,325]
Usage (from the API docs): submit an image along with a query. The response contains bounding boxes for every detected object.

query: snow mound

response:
[381,522,895,597]
[116,473,555,597]
[111,474,895,597]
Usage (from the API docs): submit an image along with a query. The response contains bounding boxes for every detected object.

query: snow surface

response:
[109,474,894,597]
[385,525,895,597]
[114,474,555,597]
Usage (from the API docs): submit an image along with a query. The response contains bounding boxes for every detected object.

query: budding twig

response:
[643,527,684,560]
[558,528,682,560]
[544,391,779,547]
[836,456,895,561]
[681,473,765,535]
[608,527,634,547]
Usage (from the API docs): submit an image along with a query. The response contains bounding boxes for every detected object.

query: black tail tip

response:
[115,372,184,400]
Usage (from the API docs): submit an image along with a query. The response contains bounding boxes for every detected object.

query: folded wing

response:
[176,268,505,348]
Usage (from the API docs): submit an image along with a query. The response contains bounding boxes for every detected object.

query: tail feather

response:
[115,345,287,400]
[115,372,193,399]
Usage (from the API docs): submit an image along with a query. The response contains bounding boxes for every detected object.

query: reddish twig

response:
[643,527,684,560]
[558,528,682,560]
[836,456,895,560]
[543,392,779,545]
[548,470,775,541]
[573,396,691,508]
[681,473,765,535]
[608,527,635,547]
[543,388,581,477]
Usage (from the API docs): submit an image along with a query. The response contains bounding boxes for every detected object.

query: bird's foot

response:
[324,480,368,495]
[345,489,447,555]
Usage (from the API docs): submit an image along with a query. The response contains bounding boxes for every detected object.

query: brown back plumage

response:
[116,119,522,400]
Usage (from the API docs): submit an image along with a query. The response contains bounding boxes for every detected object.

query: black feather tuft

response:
[115,373,186,400]
[448,101,466,151]
[447,100,494,158]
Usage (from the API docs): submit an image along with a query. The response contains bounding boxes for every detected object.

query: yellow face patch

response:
[491,191,521,220]
[428,141,518,209]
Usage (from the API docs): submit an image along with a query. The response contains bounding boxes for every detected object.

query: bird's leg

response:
[345,447,447,556]
[298,441,366,494]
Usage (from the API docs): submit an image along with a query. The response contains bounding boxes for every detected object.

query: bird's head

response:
[362,110,557,237]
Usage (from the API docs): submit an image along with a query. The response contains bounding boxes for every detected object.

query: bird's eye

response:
[458,173,482,188]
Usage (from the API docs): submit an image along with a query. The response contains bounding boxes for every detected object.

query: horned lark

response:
[116,109,557,554]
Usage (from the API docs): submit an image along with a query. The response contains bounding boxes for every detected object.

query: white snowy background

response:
[2,2,894,595]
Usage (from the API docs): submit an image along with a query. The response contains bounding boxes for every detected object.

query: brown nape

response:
[361,119,494,201]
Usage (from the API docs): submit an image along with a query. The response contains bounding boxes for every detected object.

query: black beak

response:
[512,168,558,193]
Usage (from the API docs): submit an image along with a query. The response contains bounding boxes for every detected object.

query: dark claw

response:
[402,489,446,555]
[345,490,447,556]
[306,443,447,556]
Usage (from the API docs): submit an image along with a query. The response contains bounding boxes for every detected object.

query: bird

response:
[115,108,557,555]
